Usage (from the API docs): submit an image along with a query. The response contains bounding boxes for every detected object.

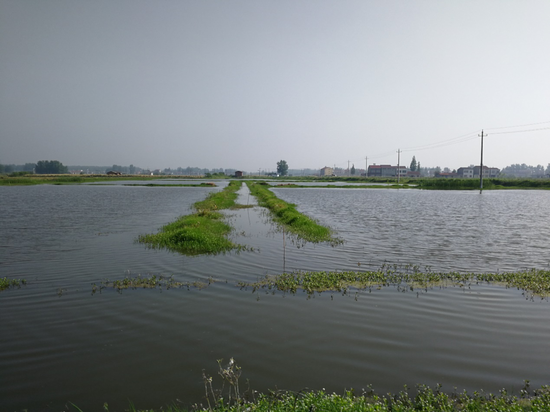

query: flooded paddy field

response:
[1,182,549,411]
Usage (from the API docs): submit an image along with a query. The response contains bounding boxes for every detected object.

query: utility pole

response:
[396,149,401,184]
[348,160,350,177]
[365,156,368,177]
[479,130,486,193]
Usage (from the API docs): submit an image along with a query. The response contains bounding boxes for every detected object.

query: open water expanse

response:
[1,181,549,411]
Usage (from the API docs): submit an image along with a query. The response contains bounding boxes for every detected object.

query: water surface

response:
[1,183,549,411]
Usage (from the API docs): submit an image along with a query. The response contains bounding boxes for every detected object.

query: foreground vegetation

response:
[137,181,247,255]
[239,268,550,299]
[246,181,342,244]
[73,359,550,411]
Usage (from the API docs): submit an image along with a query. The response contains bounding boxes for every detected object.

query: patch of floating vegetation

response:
[137,181,251,255]
[0,277,27,291]
[246,181,343,245]
[92,274,217,294]
[239,267,550,300]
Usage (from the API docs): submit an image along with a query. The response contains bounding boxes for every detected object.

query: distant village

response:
[320,164,501,179]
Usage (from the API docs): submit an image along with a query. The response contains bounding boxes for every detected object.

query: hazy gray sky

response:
[1,0,549,172]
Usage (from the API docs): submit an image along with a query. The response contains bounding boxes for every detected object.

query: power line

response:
[486,120,550,130]
[488,126,550,135]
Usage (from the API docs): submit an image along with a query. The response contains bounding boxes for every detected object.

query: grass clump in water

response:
[246,181,341,244]
[92,274,216,294]
[0,277,26,291]
[137,181,246,255]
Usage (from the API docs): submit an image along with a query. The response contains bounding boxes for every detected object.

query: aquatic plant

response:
[93,274,217,294]
[0,277,26,291]
[246,181,342,244]
[239,268,550,299]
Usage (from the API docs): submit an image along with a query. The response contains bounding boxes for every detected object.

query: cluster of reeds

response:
[239,268,550,299]
[246,181,342,244]
[137,181,247,255]
[199,358,245,411]
[0,277,26,291]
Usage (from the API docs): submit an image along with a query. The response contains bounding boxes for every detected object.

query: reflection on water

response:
[0,183,549,411]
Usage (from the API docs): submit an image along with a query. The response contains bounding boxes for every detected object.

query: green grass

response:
[246,181,341,244]
[0,277,27,291]
[239,268,550,299]
[137,181,246,255]
[71,380,550,412]
[194,180,242,211]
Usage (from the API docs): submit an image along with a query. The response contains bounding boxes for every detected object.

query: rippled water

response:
[1,183,549,411]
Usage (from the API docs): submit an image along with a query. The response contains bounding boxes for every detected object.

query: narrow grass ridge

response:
[137,181,246,255]
[246,181,341,244]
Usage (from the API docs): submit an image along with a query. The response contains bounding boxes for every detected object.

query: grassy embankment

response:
[0,174,214,186]
[0,277,26,291]
[137,181,249,255]
[246,181,342,244]
[239,267,550,299]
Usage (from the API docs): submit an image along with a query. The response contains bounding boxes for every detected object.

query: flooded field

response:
[1,182,549,411]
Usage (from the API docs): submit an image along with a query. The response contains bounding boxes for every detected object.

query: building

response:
[473,166,500,178]
[367,164,407,177]
[457,167,474,178]
[234,171,243,178]
[320,166,334,176]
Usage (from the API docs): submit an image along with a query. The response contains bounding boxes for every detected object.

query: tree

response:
[277,160,288,176]
[35,160,68,174]
[410,156,417,171]
[350,164,356,175]
[417,162,421,174]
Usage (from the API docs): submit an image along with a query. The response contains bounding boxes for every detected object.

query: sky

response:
[1,0,549,172]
